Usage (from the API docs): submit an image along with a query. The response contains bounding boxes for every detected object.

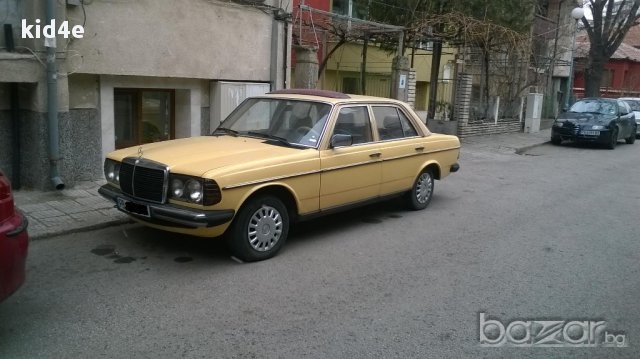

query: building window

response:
[332,0,367,19]
[114,89,175,149]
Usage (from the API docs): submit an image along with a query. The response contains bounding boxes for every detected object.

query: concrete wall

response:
[67,0,283,81]
[457,120,522,138]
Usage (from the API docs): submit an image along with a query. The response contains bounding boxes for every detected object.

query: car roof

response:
[263,89,409,106]
[580,97,617,102]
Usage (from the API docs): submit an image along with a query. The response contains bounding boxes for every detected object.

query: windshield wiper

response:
[246,131,306,148]
[211,127,239,137]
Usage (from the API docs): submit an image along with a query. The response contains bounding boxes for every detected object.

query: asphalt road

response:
[1,140,639,358]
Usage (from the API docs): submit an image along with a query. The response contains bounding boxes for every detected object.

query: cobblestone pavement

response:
[12,129,551,240]
[13,180,130,240]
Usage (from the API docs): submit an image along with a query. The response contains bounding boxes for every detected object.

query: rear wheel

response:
[407,169,434,210]
[626,126,636,144]
[607,128,618,150]
[225,195,289,262]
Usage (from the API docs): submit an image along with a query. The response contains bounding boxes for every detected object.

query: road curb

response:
[515,140,550,155]
[30,217,134,241]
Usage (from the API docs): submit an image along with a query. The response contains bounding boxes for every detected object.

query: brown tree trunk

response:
[427,40,443,120]
[584,49,606,97]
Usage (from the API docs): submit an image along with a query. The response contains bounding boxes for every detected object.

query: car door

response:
[319,105,381,210]
[371,105,424,195]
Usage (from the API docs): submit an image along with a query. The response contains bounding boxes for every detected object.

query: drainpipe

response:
[270,11,279,91]
[4,24,21,189]
[46,0,64,190]
[272,8,291,91]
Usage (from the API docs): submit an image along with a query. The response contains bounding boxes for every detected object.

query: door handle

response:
[369,152,381,158]
[415,146,425,151]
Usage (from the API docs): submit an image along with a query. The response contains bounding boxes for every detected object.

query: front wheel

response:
[606,128,618,150]
[225,195,289,262]
[551,135,561,145]
[407,169,434,210]
[626,127,636,144]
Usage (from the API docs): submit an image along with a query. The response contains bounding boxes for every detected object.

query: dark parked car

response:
[0,170,29,302]
[551,98,637,149]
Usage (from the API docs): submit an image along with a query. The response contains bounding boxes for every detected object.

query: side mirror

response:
[330,133,353,148]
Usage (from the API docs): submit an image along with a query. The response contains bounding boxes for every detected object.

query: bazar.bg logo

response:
[21,19,84,39]
[479,312,628,347]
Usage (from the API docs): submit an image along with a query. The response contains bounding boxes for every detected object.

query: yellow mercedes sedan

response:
[99,89,461,261]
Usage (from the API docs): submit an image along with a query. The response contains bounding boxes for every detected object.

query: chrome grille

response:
[120,158,168,203]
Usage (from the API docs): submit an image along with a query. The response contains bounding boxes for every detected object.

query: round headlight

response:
[185,179,203,202]
[106,162,115,180]
[171,178,184,198]
[105,161,120,183]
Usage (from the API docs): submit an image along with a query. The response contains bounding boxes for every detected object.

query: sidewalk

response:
[14,129,551,240]
[460,128,551,154]
[14,180,131,240]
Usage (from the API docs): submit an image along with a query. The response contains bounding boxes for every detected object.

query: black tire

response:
[225,195,289,262]
[407,169,435,210]
[551,136,562,145]
[606,128,618,150]
[626,127,636,144]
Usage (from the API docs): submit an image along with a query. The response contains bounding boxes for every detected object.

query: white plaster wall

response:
[68,74,99,109]
[68,0,289,81]
[99,76,204,159]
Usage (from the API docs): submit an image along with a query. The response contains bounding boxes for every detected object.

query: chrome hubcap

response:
[416,173,433,204]
[247,205,282,252]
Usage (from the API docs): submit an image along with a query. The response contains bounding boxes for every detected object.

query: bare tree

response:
[581,0,640,96]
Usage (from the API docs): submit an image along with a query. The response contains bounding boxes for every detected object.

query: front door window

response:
[114,89,175,149]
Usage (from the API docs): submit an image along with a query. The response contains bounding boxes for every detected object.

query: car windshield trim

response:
[211,127,239,137]
[245,131,312,149]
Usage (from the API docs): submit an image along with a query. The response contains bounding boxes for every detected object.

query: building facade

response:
[0,0,292,190]
[291,0,456,117]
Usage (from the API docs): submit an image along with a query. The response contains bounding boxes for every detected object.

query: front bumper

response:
[0,210,29,302]
[99,185,234,229]
[551,126,611,144]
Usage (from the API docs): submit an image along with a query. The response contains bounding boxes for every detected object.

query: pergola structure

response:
[293,3,405,92]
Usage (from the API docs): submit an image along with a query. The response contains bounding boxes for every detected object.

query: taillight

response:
[0,172,15,222]
[0,172,11,200]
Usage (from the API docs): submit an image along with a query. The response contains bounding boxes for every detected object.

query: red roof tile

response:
[575,34,640,63]
[624,24,640,48]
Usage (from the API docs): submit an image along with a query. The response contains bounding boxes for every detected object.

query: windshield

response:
[622,99,640,111]
[215,98,332,148]
[569,100,616,115]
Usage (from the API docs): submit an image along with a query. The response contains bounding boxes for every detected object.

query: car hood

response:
[107,136,316,177]
[556,112,615,125]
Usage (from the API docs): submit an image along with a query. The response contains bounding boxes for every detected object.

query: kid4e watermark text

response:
[21,19,84,39]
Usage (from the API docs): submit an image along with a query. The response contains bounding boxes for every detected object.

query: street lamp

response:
[566,6,585,109]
